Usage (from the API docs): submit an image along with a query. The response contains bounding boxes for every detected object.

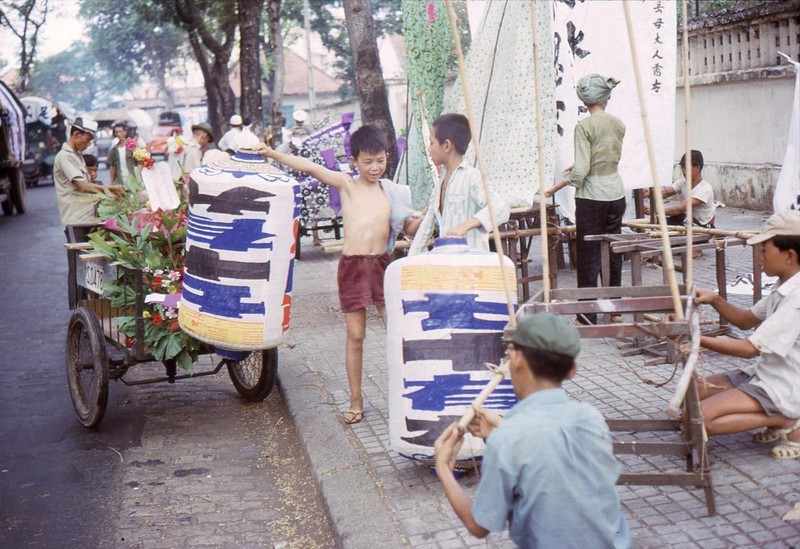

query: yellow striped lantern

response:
[384,237,517,463]
[179,151,301,351]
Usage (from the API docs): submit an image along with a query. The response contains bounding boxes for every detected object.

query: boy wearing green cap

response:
[434,313,631,548]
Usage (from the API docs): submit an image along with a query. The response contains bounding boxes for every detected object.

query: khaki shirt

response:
[53,142,96,226]
[567,110,626,201]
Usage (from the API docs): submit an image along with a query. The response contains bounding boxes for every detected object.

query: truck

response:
[0,81,27,215]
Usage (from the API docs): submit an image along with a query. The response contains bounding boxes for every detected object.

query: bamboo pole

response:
[530,3,551,303]
[681,0,694,288]
[457,367,506,432]
[624,220,755,240]
[667,300,700,417]
[443,0,516,327]
[622,1,685,320]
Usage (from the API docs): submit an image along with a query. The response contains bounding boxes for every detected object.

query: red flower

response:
[167,319,181,333]
[175,146,183,155]
[151,275,164,290]
[152,311,163,326]
[126,138,138,151]
[125,336,134,348]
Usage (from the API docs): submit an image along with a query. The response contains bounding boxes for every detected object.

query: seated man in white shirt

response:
[647,149,716,228]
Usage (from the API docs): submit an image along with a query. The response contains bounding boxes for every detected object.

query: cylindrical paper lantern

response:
[179,151,301,350]
[384,237,518,463]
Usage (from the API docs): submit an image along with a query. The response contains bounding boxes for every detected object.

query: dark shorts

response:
[722,370,781,416]
[337,253,391,314]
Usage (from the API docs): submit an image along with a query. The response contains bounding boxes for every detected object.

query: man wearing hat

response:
[53,117,125,233]
[217,114,244,154]
[183,122,215,175]
[434,313,631,547]
[695,210,800,460]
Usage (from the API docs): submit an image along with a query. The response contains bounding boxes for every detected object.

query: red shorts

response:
[337,253,391,314]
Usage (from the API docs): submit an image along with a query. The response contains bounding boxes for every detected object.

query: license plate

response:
[81,259,114,296]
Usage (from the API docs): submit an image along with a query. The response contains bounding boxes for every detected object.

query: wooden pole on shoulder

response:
[622,1,685,320]
[530,2,551,304]
[443,0,516,327]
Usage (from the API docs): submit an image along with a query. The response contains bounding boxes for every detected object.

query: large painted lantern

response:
[179,151,301,350]
[384,238,518,462]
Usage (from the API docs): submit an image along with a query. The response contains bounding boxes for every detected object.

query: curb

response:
[277,343,406,548]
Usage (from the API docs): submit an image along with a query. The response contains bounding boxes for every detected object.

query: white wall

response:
[675,75,794,210]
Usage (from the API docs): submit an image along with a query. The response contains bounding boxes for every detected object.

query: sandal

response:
[752,427,784,444]
[757,417,800,444]
[343,409,364,424]
[772,441,800,460]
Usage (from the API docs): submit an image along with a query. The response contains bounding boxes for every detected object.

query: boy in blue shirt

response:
[434,313,631,548]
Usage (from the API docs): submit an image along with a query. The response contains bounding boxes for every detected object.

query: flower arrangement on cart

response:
[88,140,201,371]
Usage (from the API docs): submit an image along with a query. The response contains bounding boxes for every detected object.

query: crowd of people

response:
[51,72,800,546]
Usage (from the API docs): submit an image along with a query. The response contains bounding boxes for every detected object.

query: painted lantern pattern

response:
[179,151,301,350]
[385,238,517,462]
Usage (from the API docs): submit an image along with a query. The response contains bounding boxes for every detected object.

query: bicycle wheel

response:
[66,307,110,427]
[226,348,277,402]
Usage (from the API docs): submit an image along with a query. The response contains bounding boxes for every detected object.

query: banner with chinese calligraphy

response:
[444,0,557,208]
[552,0,676,222]
[773,55,800,212]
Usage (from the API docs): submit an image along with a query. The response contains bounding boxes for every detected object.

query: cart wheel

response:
[226,348,277,402]
[66,307,109,427]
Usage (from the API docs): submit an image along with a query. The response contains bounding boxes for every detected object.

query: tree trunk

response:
[265,0,285,148]
[343,0,398,175]
[174,0,237,140]
[238,0,265,137]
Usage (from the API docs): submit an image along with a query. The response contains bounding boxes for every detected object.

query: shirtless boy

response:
[254,126,413,424]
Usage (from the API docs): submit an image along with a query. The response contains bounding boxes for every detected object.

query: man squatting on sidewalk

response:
[254,127,416,425]
[695,210,800,460]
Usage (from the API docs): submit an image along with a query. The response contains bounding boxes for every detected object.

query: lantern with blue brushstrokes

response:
[178,151,301,350]
[384,237,518,463]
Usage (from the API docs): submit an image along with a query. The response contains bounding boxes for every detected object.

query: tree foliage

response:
[0,0,50,91]
[282,0,402,99]
[80,0,186,108]
[28,43,112,111]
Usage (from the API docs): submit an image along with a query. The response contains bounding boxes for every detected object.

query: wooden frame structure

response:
[517,286,716,516]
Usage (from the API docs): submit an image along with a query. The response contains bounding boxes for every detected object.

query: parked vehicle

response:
[147,111,183,158]
[20,95,60,187]
[0,81,27,215]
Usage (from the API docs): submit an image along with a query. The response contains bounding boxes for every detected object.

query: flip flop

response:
[343,409,364,424]
[772,441,800,460]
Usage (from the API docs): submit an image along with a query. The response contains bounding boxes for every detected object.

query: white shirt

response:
[118,146,130,179]
[410,160,510,253]
[218,128,242,152]
[748,270,800,417]
[672,178,715,226]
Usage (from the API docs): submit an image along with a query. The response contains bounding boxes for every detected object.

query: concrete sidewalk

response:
[278,206,800,548]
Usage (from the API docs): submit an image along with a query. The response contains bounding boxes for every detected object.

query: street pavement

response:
[281,205,800,548]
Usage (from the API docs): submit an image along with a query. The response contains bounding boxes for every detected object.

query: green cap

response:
[506,313,581,358]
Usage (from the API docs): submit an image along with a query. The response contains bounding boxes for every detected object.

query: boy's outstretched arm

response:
[251,143,349,189]
[434,423,490,539]
[694,287,760,330]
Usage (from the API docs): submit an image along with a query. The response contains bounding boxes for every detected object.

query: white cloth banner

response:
[774,53,800,212]
[552,0,676,222]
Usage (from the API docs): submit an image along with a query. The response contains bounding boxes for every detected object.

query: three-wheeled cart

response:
[64,224,278,428]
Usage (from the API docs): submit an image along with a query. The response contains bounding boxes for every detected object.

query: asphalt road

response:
[0,172,335,547]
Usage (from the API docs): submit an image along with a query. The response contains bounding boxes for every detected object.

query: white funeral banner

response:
[552,0,676,222]
[444,0,557,208]
[774,53,800,212]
